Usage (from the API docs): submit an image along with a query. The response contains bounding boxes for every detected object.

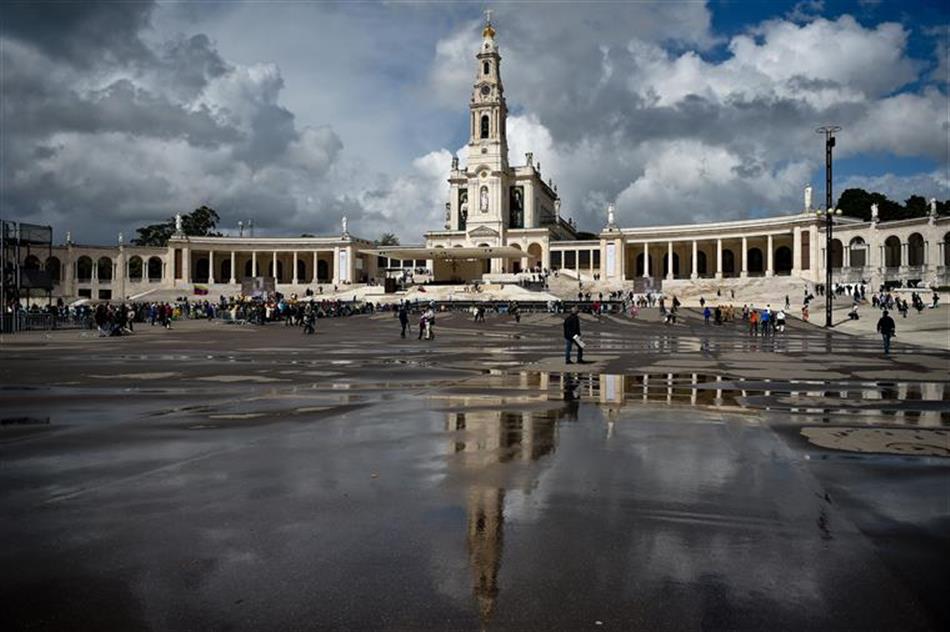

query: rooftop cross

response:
[484,8,493,25]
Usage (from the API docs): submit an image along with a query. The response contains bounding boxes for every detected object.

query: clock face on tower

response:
[480,85,490,96]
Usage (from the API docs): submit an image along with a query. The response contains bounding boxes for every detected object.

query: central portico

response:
[424,15,576,280]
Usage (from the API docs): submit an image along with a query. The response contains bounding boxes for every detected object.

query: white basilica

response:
[10,16,950,304]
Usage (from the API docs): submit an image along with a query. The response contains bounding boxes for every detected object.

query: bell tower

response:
[467,10,508,172]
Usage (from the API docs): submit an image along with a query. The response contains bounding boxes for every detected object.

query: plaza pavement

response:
[1,309,948,630]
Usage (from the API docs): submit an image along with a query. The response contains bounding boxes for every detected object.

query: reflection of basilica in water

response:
[441,370,948,623]
[442,371,578,624]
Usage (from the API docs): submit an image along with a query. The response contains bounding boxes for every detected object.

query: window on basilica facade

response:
[484,61,490,75]
[480,115,489,139]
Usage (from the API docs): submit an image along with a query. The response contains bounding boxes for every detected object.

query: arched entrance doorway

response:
[774,246,792,275]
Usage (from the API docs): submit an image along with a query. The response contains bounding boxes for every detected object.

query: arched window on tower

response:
[483,61,490,75]
[480,114,489,139]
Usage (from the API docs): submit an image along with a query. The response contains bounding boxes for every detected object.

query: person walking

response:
[703,306,711,325]
[876,309,896,354]
[563,306,585,364]
[398,302,409,338]
[303,307,315,335]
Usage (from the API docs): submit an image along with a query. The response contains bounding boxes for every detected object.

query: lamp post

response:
[816,125,841,328]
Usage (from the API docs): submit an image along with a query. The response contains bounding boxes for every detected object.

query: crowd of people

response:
[6,274,943,356]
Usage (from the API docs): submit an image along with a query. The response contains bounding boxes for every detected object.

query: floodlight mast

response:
[816,125,842,328]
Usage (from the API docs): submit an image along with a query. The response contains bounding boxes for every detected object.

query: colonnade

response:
[619,231,803,281]
[175,246,358,286]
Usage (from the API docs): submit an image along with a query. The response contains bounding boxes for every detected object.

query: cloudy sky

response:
[1,0,947,245]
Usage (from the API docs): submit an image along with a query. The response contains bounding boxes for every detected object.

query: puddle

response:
[197,375,286,383]
[1,416,50,426]
[87,372,180,380]
[442,371,950,426]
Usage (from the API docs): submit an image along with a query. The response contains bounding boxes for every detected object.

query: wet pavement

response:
[1,311,949,630]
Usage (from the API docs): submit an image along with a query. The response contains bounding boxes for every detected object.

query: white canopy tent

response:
[362,245,528,260]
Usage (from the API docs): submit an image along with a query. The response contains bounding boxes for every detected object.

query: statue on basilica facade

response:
[175,213,183,234]
[804,185,812,213]
[480,186,489,212]
[929,198,938,225]
[341,215,348,235]
[607,203,616,228]
[870,203,879,224]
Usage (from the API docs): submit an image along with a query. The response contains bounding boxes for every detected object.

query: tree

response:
[836,188,901,221]
[375,232,399,246]
[132,205,222,246]
[903,195,929,218]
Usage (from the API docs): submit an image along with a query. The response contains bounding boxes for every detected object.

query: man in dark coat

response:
[563,306,584,364]
[876,309,896,354]
[398,302,409,338]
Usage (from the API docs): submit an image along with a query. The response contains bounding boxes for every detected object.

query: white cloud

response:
[625,16,918,109]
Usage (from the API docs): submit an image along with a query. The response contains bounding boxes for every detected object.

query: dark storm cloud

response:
[158,34,231,99]
[2,74,241,147]
[0,0,156,67]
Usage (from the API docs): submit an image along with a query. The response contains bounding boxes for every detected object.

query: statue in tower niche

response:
[509,186,524,228]
[480,186,489,213]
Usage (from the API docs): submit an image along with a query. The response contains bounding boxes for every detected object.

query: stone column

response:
[715,239,722,279]
[312,251,319,283]
[939,242,946,268]
[182,245,191,284]
[642,242,650,278]
[272,251,278,282]
[252,251,258,277]
[292,250,299,284]
[809,225,819,282]
[666,241,674,280]
[332,246,340,284]
[792,227,802,275]
[229,251,236,284]
[208,251,215,284]
[901,242,908,267]
[766,234,774,277]
[843,244,850,269]
[691,241,698,279]
[741,236,748,277]
[116,246,126,300]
